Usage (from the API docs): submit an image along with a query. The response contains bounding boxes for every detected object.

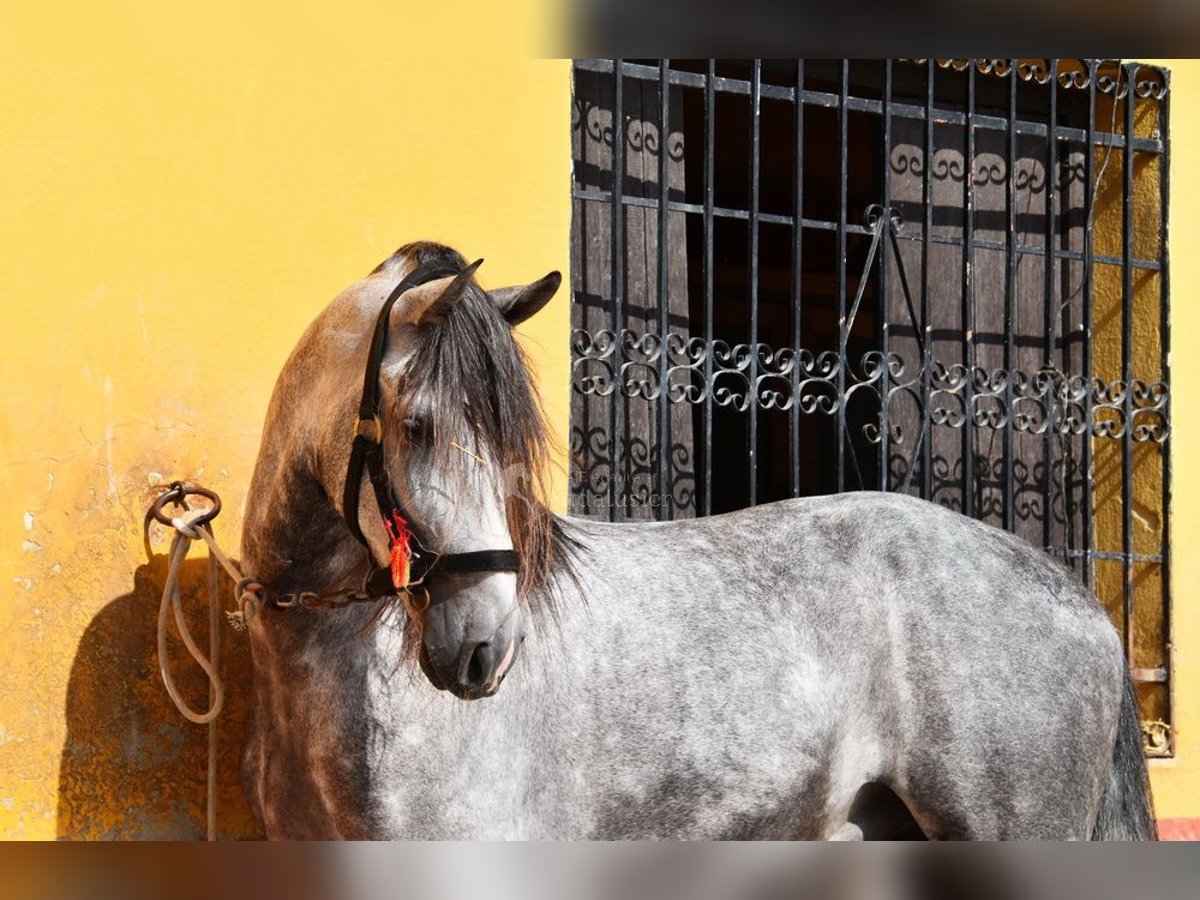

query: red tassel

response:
[384,512,413,590]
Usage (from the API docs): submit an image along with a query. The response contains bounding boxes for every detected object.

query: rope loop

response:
[157,531,225,725]
[147,481,240,841]
[231,576,267,630]
[170,514,203,540]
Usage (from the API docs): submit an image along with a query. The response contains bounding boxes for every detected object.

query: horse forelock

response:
[371,240,466,277]
[378,241,583,622]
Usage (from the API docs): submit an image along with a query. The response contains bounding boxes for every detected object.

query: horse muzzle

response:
[420,634,523,700]
[419,591,524,700]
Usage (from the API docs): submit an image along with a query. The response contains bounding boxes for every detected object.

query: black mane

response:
[382,242,581,618]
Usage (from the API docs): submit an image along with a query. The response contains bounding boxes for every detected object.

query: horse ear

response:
[394,259,483,326]
[490,271,562,326]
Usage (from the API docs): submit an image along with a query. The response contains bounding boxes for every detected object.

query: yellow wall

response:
[0,28,572,836]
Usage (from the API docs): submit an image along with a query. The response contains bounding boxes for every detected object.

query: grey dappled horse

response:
[239,241,1154,840]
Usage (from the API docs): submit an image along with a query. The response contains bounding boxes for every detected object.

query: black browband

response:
[343,259,520,597]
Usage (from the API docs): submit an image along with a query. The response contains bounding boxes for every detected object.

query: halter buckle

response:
[354,415,383,443]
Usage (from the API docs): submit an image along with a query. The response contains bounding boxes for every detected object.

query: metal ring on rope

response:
[150,481,222,529]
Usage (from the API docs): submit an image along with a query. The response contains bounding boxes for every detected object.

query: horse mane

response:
[381,241,583,624]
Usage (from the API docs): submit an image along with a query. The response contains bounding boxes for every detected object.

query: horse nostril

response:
[466,642,489,688]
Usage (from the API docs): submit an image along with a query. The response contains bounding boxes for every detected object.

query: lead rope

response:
[154,501,261,841]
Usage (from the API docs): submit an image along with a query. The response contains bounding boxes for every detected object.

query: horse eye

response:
[403,416,429,440]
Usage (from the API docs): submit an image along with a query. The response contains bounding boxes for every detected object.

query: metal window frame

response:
[569,58,1173,755]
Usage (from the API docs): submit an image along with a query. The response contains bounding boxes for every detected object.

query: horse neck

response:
[242,453,368,598]
[242,301,377,598]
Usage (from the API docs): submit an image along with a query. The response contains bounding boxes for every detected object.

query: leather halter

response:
[342,260,520,598]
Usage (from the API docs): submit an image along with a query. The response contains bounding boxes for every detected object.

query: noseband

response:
[343,260,521,598]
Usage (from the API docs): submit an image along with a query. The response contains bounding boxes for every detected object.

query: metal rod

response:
[610,60,625,523]
[703,60,716,517]
[963,64,977,519]
[888,227,923,361]
[572,188,1164,270]
[1043,59,1059,553]
[879,60,893,492]
[656,59,671,519]
[1158,68,1173,749]
[748,60,762,507]
[1003,60,1017,533]
[1055,548,1164,564]
[836,59,849,494]
[790,60,805,499]
[1081,61,1097,585]
[842,218,887,351]
[1121,61,1135,667]
[921,59,934,500]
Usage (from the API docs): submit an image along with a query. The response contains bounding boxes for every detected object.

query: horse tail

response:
[1091,663,1157,840]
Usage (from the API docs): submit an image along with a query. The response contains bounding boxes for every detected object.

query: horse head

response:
[357,243,563,700]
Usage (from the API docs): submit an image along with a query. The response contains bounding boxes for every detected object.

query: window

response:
[569,59,1172,755]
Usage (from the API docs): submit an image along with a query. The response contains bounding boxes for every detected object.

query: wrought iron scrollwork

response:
[1143,720,1172,757]
[899,59,1169,100]
[572,329,1171,446]
[1132,64,1169,100]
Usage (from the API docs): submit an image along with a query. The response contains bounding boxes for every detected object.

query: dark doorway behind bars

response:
[569,59,1172,755]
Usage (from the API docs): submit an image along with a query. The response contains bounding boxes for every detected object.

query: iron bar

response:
[1003,60,1017,533]
[879,60,893,491]
[657,60,671,518]
[921,59,934,500]
[1081,61,1096,586]
[836,59,849,493]
[571,189,1165,270]
[963,64,977,519]
[790,60,805,499]
[703,61,715,517]
[887,227,924,361]
[842,215,888,347]
[610,60,625,523]
[1159,69,1173,745]
[748,60,762,507]
[1122,61,1135,667]
[1047,547,1164,564]
[1043,60,1059,554]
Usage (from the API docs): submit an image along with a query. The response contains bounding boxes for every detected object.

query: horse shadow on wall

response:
[57,554,262,839]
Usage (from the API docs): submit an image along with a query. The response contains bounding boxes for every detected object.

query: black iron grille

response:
[569,59,1171,754]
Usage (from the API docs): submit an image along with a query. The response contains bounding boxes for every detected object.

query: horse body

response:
[243,494,1125,839]
[239,242,1151,839]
